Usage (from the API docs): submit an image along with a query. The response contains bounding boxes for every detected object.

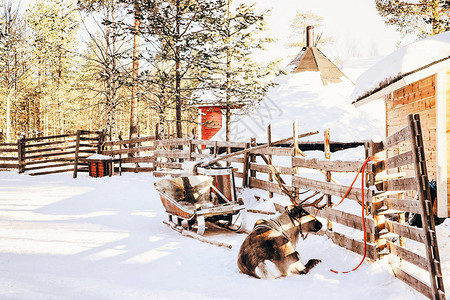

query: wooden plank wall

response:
[386,74,437,190]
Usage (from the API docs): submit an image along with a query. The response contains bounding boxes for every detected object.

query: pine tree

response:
[376,0,450,38]
[135,0,226,139]
[200,1,280,141]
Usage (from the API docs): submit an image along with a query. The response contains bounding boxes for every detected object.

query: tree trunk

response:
[129,1,141,141]
[175,0,182,139]
[225,0,231,142]
[6,91,11,142]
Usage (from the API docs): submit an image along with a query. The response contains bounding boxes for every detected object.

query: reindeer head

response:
[286,205,322,233]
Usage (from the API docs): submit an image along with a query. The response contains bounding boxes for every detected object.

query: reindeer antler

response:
[298,193,326,210]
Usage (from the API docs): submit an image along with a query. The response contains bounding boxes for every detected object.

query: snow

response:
[0,171,448,299]
[352,31,450,101]
[213,71,384,144]
[86,154,113,160]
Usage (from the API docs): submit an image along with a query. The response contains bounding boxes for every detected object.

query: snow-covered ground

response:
[0,171,448,300]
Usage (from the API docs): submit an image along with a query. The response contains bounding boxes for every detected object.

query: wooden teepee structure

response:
[288,26,353,86]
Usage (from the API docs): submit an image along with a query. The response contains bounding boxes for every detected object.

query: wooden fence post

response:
[73,130,81,178]
[250,138,256,179]
[98,129,106,154]
[293,121,300,202]
[324,128,332,231]
[267,125,273,199]
[367,140,386,251]
[17,135,25,173]
[242,142,250,188]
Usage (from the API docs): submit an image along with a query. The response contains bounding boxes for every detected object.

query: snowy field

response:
[0,171,449,300]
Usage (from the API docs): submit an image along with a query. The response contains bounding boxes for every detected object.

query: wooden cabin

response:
[352,32,450,218]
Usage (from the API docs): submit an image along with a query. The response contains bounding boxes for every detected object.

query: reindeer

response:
[237,196,325,279]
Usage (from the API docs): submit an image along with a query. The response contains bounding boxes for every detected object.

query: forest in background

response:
[0,0,280,142]
[1,0,448,143]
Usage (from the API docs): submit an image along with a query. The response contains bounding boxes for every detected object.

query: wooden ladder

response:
[408,114,445,300]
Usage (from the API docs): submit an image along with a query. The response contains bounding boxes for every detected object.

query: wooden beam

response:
[249,177,294,196]
[201,131,319,166]
[316,230,378,261]
[384,126,410,149]
[384,220,425,243]
[154,150,190,159]
[386,241,429,271]
[292,176,372,203]
[382,177,418,192]
[392,267,432,299]
[103,145,155,156]
[303,205,376,234]
[292,157,362,173]
[249,163,294,175]
[382,197,422,214]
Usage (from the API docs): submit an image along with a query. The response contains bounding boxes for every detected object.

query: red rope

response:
[330,156,373,274]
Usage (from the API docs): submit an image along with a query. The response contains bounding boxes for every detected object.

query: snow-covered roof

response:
[352,31,450,105]
[212,71,384,144]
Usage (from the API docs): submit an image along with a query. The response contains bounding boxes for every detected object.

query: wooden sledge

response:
[154,166,247,235]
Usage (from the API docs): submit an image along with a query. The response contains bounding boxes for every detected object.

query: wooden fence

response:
[18,130,102,176]
[0,142,19,170]
[367,114,445,300]
[96,117,444,299]
[0,115,445,299]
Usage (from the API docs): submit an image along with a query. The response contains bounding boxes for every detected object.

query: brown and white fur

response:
[237,205,322,279]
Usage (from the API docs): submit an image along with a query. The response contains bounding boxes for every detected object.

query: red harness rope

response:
[329,156,373,274]
[303,157,374,273]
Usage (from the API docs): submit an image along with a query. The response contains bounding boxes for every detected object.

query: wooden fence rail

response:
[367,114,445,300]
[20,130,102,176]
[0,143,19,170]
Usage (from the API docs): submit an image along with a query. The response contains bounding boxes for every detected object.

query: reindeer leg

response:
[296,259,321,275]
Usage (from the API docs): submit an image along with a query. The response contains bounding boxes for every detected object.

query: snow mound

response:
[214,72,384,143]
[352,31,450,101]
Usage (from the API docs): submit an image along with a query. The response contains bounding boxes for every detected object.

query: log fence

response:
[0,142,19,170]
[22,130,102,176]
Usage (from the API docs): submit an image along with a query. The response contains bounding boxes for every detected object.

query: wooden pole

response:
[267,125,273,199]
[201,130,318,167]
[324,128,332,231]
[293,121,300,203]
[250,138,256,179]
[242,142,250,188]
[17,135,25,174]
[73,130,81,178]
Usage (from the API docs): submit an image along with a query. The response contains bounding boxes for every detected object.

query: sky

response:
[247,0,403,65]
[18,0,403,66]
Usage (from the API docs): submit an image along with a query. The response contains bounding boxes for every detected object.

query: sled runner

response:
[154,166,247,235]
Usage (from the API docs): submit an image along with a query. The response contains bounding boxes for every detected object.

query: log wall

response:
[385,74,446,215]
